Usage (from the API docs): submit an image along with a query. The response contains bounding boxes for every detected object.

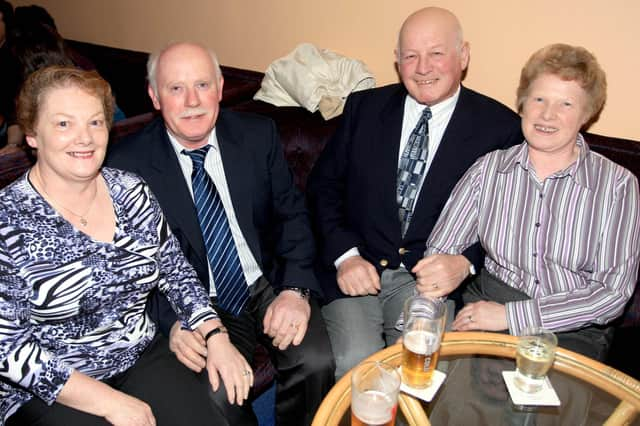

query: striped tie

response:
[397,107,432,236]
[182,146,249,316]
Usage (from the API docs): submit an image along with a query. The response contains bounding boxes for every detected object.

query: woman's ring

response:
[243,370,252,377]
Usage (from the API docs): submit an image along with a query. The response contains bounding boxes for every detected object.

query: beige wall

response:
[15,0,640,140]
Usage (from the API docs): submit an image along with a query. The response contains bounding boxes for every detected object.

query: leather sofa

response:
[1,40,639,381]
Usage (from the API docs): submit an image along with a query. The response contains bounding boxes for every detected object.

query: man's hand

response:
[452,301,508,332]
[204,331,253,406]
[412,254,470,297]
[263,290,311,350]
[337,255,380,296]
[169,321,207,372]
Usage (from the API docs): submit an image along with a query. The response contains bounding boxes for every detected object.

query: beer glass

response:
[514,327,557,393]
[401,295,446,388]
[351,361,401,426]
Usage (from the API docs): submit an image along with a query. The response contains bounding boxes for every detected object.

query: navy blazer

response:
[106,110,319,334]
[307,84,523,303]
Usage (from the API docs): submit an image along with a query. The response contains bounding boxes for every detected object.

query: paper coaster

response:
[398,367,447,402]
[502,371,561,406]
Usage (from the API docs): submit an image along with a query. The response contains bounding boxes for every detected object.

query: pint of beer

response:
[402,329,440,388]
[351,390,397,426]
[351,361,400,426]
[401,296,446,388]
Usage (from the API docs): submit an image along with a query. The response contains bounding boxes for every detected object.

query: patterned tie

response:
[397,107,432,236]
[182,146,249,316]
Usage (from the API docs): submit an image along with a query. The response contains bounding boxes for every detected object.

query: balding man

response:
[106,42,333,426]
[308,7,523,378]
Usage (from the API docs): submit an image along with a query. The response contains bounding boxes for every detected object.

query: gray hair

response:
[147,42,222,96]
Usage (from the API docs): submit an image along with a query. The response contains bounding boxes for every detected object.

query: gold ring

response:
[242,370,251,377]
[468,315,473,322]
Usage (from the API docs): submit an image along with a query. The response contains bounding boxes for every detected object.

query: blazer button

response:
[379,259,389,267]
[398,247,407,255]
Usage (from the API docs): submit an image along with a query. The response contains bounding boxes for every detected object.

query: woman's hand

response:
[204,331,253,406]
[452,301,508,332]
[103,391,156,426]
[197,320,253,406]
[56,371,156,425]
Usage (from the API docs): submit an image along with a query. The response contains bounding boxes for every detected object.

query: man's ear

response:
[217,76,224,102]
[148,84,161,111]
[459,41,470,71]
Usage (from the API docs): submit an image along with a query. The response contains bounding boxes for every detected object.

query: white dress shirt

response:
[168,130,262,296]
[334,86,461,268]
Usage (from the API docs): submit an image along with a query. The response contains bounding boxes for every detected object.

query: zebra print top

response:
[0,167,218,423]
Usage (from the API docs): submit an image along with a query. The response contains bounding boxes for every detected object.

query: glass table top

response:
[339,354,640,426]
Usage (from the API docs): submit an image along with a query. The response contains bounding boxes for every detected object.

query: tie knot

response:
[421,107,432,121]
[182,146,211,169]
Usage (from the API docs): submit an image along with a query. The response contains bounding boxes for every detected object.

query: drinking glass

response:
[401,295,447,388]
[514,327,557,393]
[351,361,401,426]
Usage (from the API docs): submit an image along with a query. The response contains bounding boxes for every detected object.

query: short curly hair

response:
[516,44,607,122]
[17,66,115,135]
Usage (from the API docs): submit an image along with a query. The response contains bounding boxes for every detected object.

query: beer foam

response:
[352,390,394,424]
[404,330,440,355]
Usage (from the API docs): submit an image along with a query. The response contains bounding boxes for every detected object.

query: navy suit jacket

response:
[307,84,523,303]
[106,110,319,334]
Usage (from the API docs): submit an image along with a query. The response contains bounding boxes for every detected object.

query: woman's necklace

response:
[34,171,99,227]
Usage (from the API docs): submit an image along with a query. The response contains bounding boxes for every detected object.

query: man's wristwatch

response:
[278,286,311,300]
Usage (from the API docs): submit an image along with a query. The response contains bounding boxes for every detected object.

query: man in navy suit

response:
[106,42,333,426]
[307,7,523,378]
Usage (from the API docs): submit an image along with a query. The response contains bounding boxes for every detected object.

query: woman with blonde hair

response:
[414,44,640,361]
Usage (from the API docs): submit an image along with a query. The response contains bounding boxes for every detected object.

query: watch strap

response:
[204,325,228,343]
[279,286,311,300]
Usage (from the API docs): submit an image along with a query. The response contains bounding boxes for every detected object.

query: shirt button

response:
[379,259,389,267]
[398,247,407,255]
[532,253,537,257]
[539,193,543,199]
[535,279,540,284]
[535,222,541,227]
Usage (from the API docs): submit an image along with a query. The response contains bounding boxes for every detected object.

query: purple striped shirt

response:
[427,135,640,334]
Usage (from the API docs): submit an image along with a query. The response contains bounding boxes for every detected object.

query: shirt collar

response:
[496,141,529,173]
[568,133,594,189]
[166,128,218,158]
[405,85,461,118]
[497,133,594,189]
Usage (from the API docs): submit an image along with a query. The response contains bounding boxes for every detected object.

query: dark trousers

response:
[7,334,225,426]
[213,277,335,426]
[464,269,614,361]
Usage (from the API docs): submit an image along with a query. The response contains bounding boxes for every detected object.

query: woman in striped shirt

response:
[412,44,640,360]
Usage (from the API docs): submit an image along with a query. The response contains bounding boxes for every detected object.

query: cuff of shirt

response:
[506,299,543,336]
[334,247,361,269]
[186,306,219,331]
[28,357,73,405]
